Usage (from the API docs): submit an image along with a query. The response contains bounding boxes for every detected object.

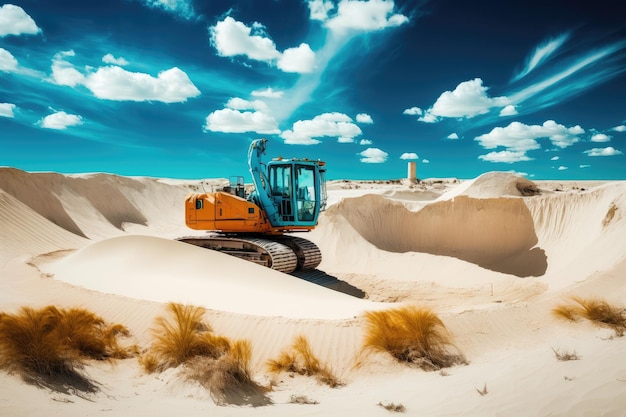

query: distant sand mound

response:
[439,172,540,201]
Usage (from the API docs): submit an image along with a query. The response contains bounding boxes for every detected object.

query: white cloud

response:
[402,106,423,116]
[204,109,279,134]
[583,147,623,157]
[591,133,611,142]
[478,150,532,163]
[84,66,200,103]
[447,133,459,140]
[499,104,518,116]
[0,102,16,118]
[359,147,388,163]
[204,97,279,134]
[359,139,372,145]
[102,53,129,66]
[558,166,568,170]
[225,97,268,112]
[0,47,18,72]
[475,120,584,163]
[308,0,335,21]
[251,87,283,98]
[278,43,316,73]
[579,164,590,168]
[400,152,418,160]
[507,170,529,177]
[551,156,559,161]
[211,17,280,61]
[39,111,83,130]
[513,33,570,82]
[210,16,316,74]
[48,51,200,103]
[0,4,41,37]
[429,78,509,119]
[323,0,409,34]
[611,125,626,132]
[356,113,373,124]
[50,51,85,86]
[422,159,430,164]
[281,112,362,145]
[138,0,195,20]
[418,112,439,123]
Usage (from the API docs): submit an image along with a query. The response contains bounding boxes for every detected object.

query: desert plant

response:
[552,347,580,361]
[289,395,318,405]
[184,340,270,406]
[552,297,626,337]
[378,401,406,412]
[362,306,466,371]
[0,305,133,392]
[143,303,269,405]
[267,335,342,387]
[141,303,230,372]
[475,383,488,396]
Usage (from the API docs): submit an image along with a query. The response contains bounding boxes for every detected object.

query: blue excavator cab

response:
[247,139,327,230]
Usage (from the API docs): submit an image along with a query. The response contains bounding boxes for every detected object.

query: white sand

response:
[1,168,626,416]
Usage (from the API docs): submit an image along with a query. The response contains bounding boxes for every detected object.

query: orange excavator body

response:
[185,191,315,234]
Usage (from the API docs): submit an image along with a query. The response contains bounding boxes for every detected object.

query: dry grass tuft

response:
[475,383,488,396]
[289,395,319,405]
[552,297,626,337]
[140,303,230,372]
[378,401,406,412]
[552,347,580,361]
[184,340,270,406]
[143,303,269,406]
[362,306,467,371]
[267,335,342,387]
[515,179,540,196]
[0,306,133,393]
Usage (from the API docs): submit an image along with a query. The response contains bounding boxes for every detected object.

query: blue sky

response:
[1,0,625,181]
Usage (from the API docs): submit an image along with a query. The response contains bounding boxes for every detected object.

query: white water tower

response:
[407,161,417,183]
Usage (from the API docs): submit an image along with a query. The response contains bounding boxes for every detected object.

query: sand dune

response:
[43,234,386,319]
[1,167,626,416]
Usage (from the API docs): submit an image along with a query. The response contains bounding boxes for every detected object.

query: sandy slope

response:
[1,168,625,416]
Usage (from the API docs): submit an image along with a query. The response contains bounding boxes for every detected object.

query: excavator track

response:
[176,234,321,274]
[274,235,322,270]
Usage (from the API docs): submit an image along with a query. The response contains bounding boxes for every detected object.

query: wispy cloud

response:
[136,0,196,20]
[409,32,626,130]
[508,40,626,112]
[512,32,570,82]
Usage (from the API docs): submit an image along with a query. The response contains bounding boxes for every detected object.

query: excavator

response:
[179,138,327,273]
